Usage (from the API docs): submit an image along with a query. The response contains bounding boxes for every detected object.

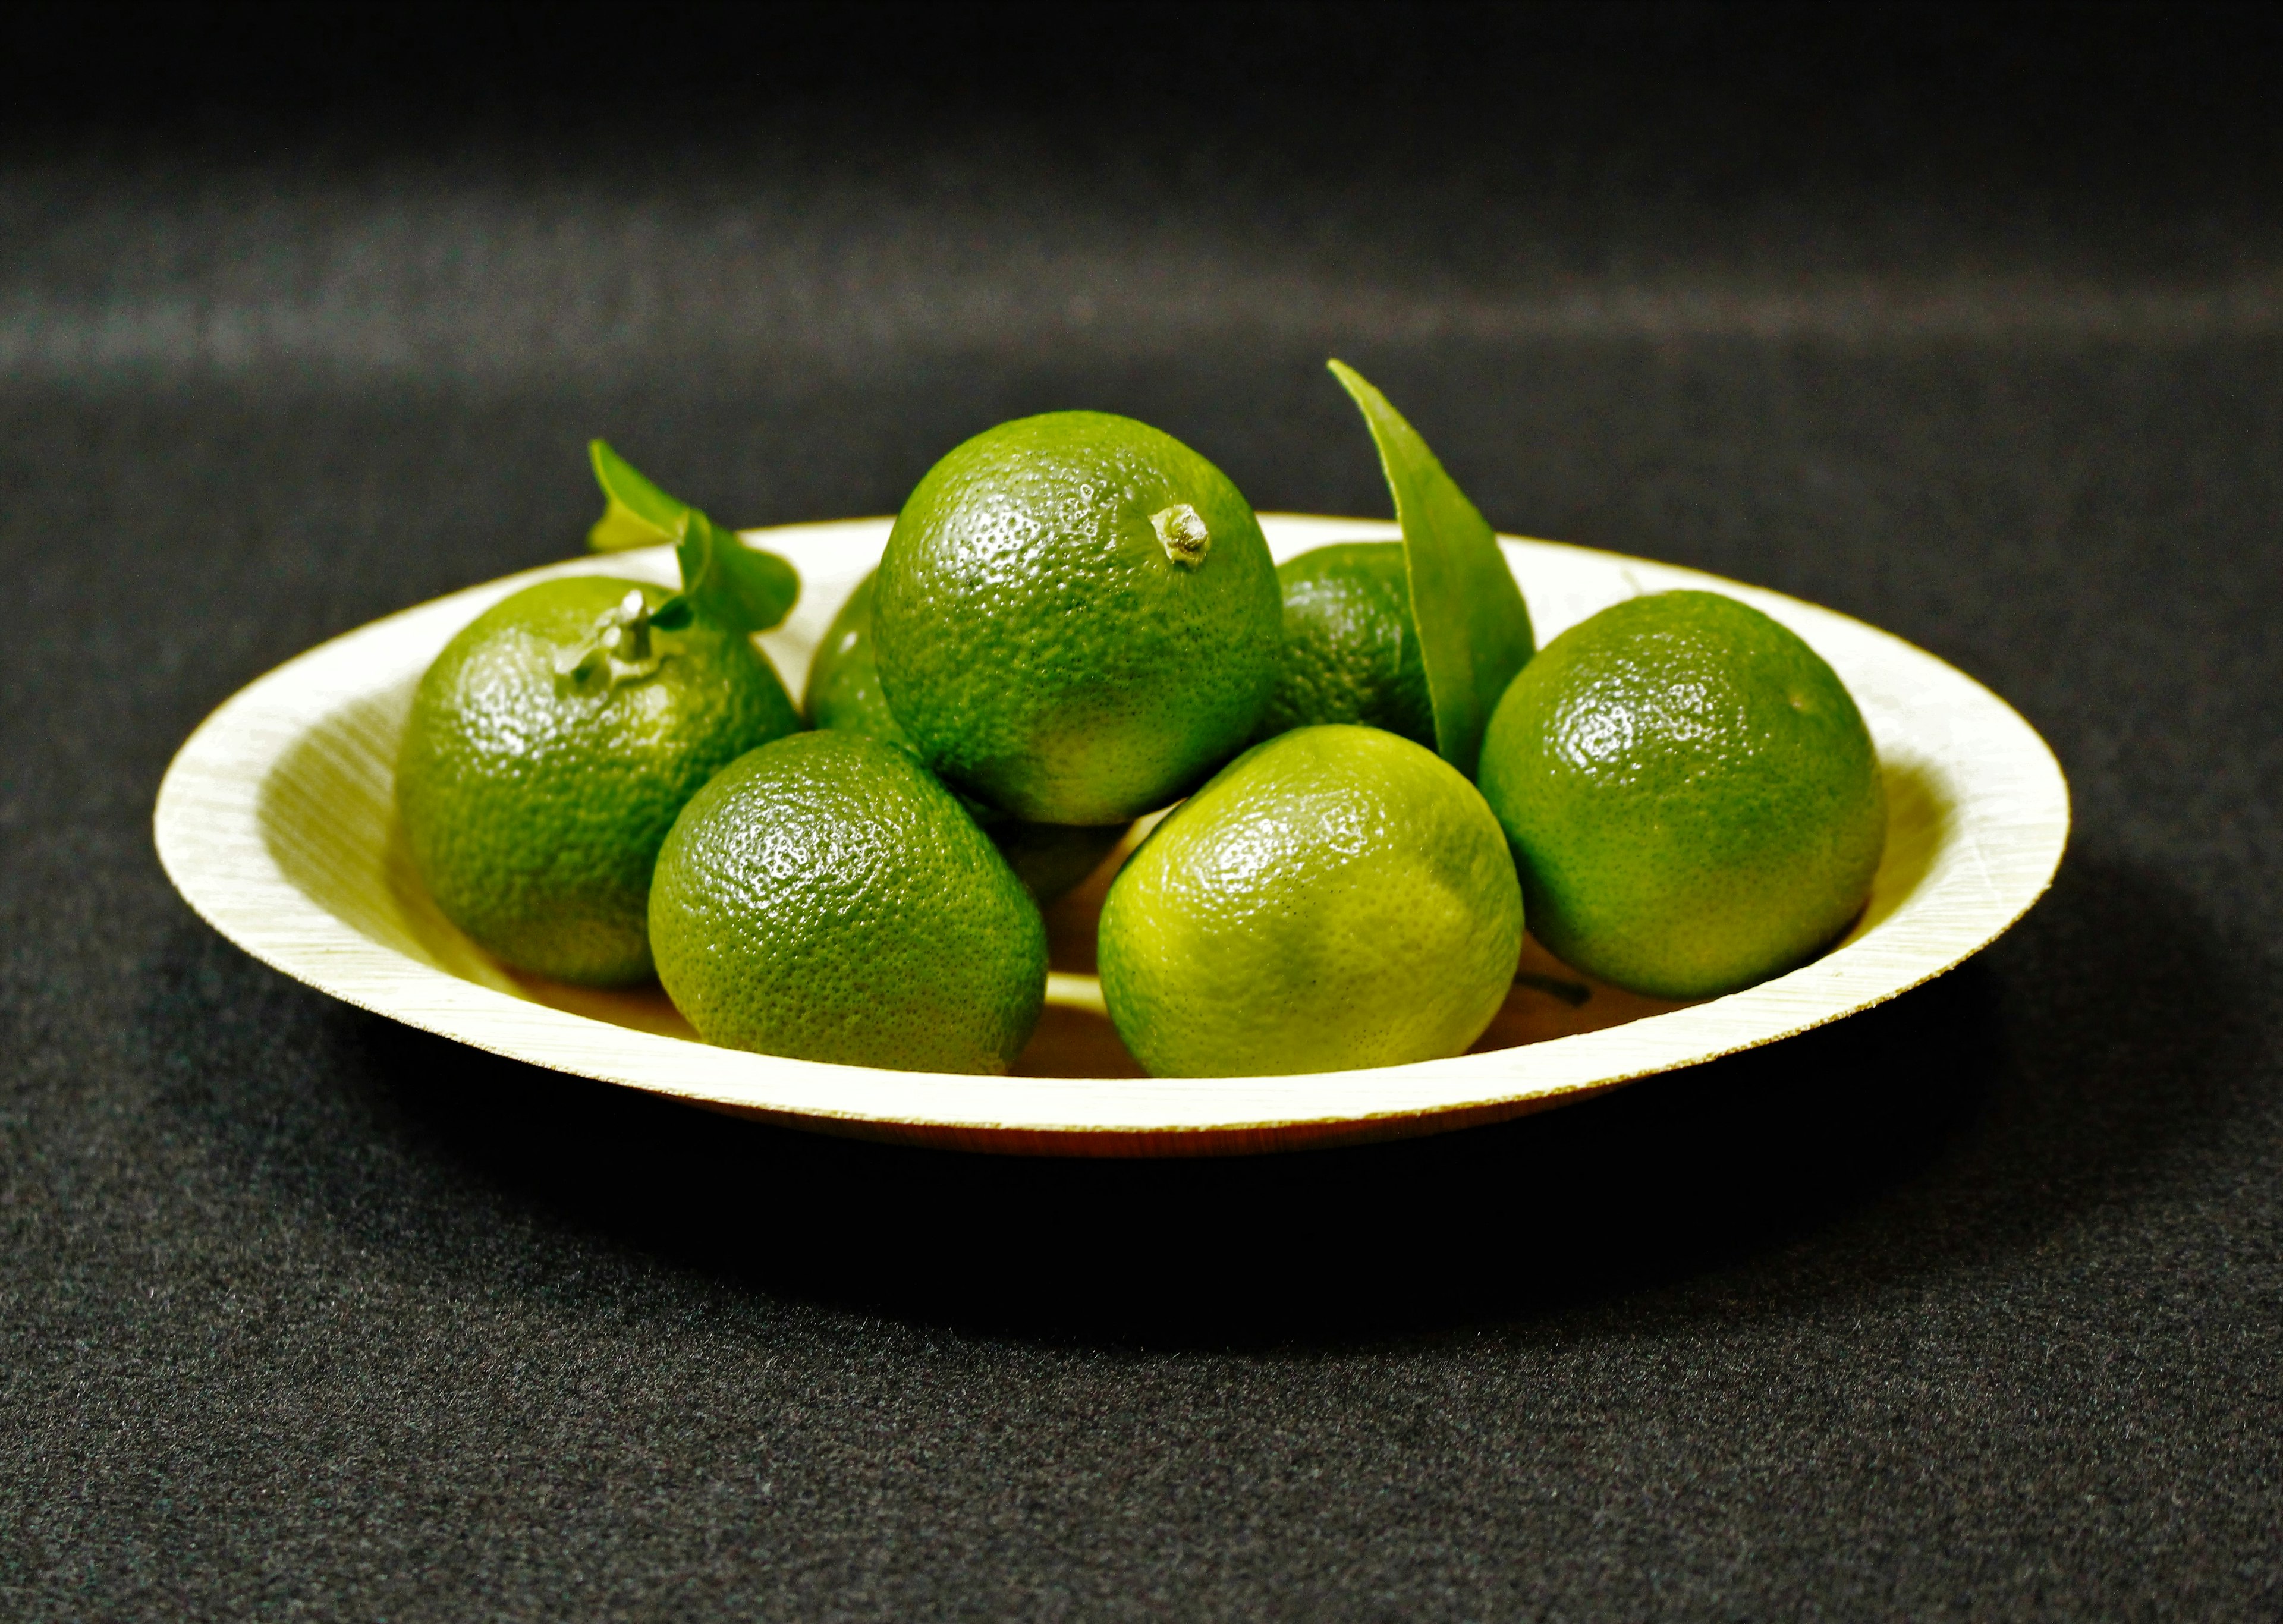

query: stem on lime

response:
[554,588,665,689]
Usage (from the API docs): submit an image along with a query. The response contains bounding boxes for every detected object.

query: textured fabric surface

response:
[4,6,2281,1618]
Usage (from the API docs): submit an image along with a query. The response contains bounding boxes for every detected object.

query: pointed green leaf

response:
[584,440,801,633]
[1328,360,1534,775]
[587,439,689,552]
[675,510,801,635]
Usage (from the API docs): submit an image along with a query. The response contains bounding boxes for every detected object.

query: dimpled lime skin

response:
[806,568,1127,902]
[1477,590,1887,1000]
[1257,542,1433,748]
[1098,725,1524,1078]
[649,731,1048,1074]
[803,569,913,748]
[873,411,1282,826]
[396,575,802,986]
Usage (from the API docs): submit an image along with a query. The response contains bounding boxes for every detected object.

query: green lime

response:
[873,411,1282,826]
[1476,589,1886,999]
[803,568,913,748]
[1257,542,1433,747]
[986,820,1125,907]
[805,567,1126,901]
[1098,724,1524,1077]
[649,731,1048,1074]
[397,575,801,986]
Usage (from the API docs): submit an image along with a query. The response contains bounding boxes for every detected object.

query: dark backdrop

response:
[5,4,2281,1617]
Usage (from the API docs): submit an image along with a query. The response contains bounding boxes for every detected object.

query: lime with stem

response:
[395,442,803,985]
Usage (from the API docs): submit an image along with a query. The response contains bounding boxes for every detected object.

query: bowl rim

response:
[152,513,2070,1157]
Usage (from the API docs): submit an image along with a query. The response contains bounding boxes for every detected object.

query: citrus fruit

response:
[1476,589,1886,999]
[1256,541,1433,747]
[985,820,1125,907]
[804,568,1125,901]
[873,411,1282,825]
[803,568,913,749]
[397,575,801,986]
[649,731,1048,1074]
[1097,724,1524,1077]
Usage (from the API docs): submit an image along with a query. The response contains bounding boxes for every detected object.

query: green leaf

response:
[587,439,688,552]
[673,509,801,636]
[1328,360,1535,775]
[583,440,801,634]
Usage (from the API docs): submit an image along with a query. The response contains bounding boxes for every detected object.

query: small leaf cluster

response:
[586,440,800,636]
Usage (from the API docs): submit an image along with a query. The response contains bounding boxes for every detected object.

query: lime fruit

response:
[397,575,801,985]
[803,568,912,748]
[1257,541,1433,747]
[805,567,1125,901]
[649,731,1048,1074]
[986,820,1125,907]
[873,411,1282,826]
[1097,724,1523,1077]
[1476,589,1886,999]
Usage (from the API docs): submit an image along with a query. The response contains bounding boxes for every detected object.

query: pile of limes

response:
[397,371,1885,1078]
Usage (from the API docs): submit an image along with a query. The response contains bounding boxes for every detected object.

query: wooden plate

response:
[153,515,2068,1156]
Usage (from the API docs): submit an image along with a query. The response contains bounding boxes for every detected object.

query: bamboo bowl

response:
[153,515,2068,1156]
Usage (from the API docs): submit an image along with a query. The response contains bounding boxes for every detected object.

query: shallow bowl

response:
[154,515,2068,1156]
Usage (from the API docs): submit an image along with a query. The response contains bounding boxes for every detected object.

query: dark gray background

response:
[5,3,2280,1617]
